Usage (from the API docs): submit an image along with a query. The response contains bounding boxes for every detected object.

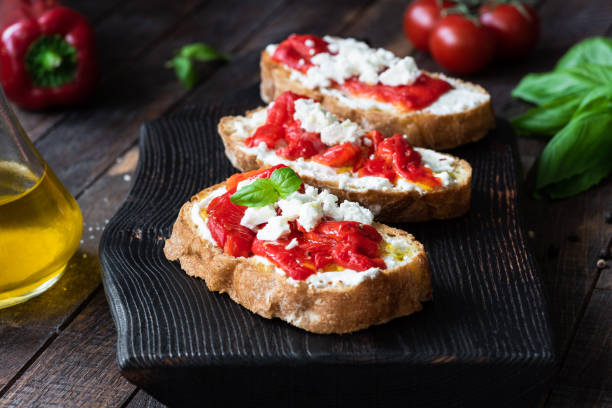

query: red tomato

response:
[403,0,455,52]
[479,3,540,59]
[428,14,495,74]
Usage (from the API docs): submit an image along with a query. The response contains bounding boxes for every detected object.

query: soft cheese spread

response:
[267,34,489,113]
[190,166,416,287]
[232,91,459,195]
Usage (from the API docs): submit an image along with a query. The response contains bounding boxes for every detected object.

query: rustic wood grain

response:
[14,0,205,146]
[126,391,166,408]
[180,0,373,104]
[545,289,612,407]
[33,0,288,197]
[0,327,53,388]
[13,0,127,142]
[0,292,137,408]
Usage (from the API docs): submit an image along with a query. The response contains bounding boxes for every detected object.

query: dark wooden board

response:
[100,86,555,407]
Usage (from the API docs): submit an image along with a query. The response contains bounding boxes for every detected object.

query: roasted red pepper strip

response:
[0,6,98,109]
[225,164,287,192]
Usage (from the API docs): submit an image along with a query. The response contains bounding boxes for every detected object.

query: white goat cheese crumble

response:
[378,57,420,86]
[257,216,291,241]
[293,98,363,145]
[239,183,374,236]
[240,204,276,231]
[269,36,490,115]
[191,186,417,289]
[293,98,336,132]
[338,201,374,224]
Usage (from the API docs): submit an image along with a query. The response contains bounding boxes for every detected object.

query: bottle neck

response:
[0,85,46,180]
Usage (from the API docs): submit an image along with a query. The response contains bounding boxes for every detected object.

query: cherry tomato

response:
[428,14,495,74]
[402,0,455,52]
[479,3,540,59]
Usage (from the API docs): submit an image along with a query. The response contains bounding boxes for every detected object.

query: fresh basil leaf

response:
[167,43,229,89]
[572,86,612,115]
[167,55,197,89]
[542,160,612,199]
[536,106,612,194]
[512,64,612,105]
[179,43,230,61]
[556,37,612,70]
[511,95,581,137]
[269,167,303,198]
[230,178,278,207]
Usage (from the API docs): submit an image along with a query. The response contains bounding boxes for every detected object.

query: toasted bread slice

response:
[260,47,495,150]
[218,107,472,223]
[164,182,432,334]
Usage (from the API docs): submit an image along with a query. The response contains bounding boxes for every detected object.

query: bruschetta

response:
[164,166,432,334]
[219,91,472,222]
[260,34,494,150]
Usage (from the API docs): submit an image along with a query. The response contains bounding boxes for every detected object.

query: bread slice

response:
[218,107,472,223]
[164,182,433,334]
[260,49,495,150]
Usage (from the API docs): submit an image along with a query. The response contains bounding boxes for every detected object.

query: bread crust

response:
[260,50,495,151]
[218,111,472,222]
[163,182,433,334]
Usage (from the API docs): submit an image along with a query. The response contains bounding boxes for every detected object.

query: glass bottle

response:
[0,86,82,308]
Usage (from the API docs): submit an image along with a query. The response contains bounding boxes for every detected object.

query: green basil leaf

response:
[536,106,612,195]
[230,178,278,207]
[571,86,612,116]
[556,37,612,70]
[269,167,303,198]
[511,95,582,137]
[168,55,197,89]
[179,43,230,61]
[512,64,612,105]
[542,160,612,199]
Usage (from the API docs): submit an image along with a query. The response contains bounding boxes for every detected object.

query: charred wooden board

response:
[100,86,555,407]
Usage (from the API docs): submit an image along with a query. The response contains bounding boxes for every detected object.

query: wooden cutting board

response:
[100,86,555,407]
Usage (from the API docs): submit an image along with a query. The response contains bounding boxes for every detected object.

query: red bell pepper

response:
[0,5,98,110]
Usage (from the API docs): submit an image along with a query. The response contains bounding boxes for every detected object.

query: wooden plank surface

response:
[0,292,136,408]
[34,0,289,197]
[546,288,612,407]
[0,0,610,405]
[13,0,128,142]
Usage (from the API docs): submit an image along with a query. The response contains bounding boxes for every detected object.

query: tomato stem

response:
[442,3,480,25]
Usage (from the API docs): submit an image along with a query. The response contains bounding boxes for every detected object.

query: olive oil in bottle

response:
[0,160,82,308]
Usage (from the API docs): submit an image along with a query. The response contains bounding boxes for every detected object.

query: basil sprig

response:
[230,167,303,207]
[511,37,612,199]
[166,43,230,89]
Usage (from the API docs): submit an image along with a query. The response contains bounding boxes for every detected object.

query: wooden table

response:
[0,0,610,406]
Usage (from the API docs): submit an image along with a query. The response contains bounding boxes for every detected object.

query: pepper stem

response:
[25,35,78,88]
[41,51,62,71]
